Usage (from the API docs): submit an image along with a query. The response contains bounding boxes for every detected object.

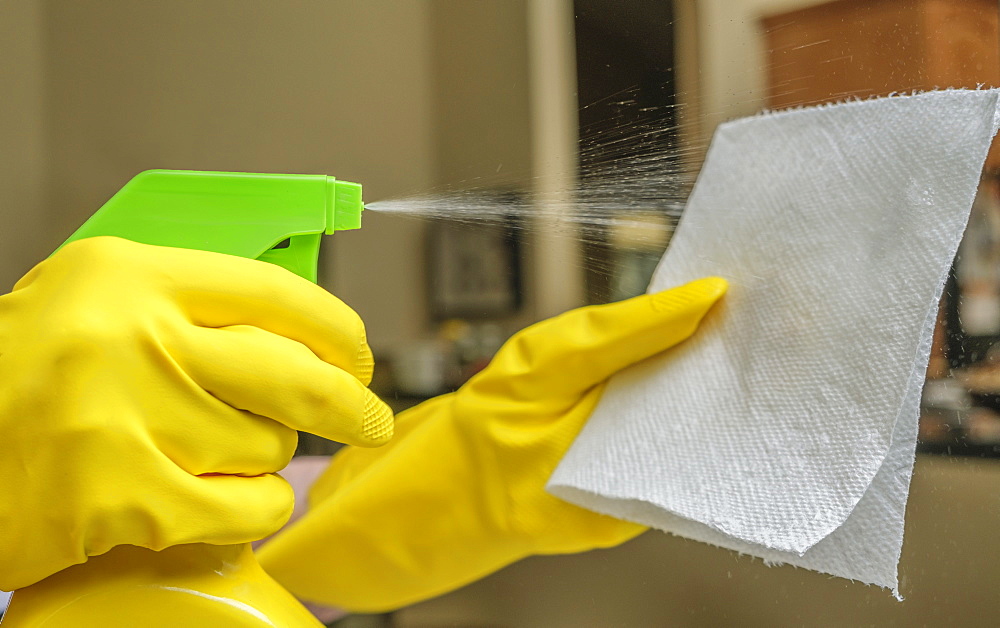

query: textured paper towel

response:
[548,90,1000,595]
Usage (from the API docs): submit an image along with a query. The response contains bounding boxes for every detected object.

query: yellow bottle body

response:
[3,543,321,627]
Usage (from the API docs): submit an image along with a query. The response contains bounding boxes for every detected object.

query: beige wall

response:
[695,0,828,142]
[426,0,588,330]
[1,0,545,353]
[429,1,532,189]
[427,0,541,333]
[38,0,437,352]
[0,0,49,291]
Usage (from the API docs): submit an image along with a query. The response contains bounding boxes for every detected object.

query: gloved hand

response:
[257,277,727,612]
[0,236,393,592]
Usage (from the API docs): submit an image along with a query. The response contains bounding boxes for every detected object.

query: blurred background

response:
[3,0,1000,625]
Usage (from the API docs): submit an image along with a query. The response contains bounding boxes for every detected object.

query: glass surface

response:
[4,1,1000,626]
[395,3,1000,627]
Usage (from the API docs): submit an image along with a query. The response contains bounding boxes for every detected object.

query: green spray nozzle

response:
[58,169,364,284]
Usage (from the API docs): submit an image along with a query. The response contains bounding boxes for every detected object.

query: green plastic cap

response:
[327,177,363,233]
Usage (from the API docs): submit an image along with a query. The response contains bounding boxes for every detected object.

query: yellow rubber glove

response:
[257,277,727,612]
[0,236,393,592]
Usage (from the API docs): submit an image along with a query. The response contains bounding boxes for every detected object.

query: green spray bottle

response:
[57,168,363,281]
[2,169,363,627]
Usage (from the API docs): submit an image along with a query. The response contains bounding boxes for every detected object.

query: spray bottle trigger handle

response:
[255,233,323,284]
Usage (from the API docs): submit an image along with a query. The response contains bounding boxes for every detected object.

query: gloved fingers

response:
[471,277,727,399]
[176,325,394,447]
[154,401,299,477]
[49,237,376,384]
[168,471,296,547]
[165,248,376,384]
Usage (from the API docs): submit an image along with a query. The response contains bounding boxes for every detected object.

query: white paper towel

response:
[548,90,1000,596]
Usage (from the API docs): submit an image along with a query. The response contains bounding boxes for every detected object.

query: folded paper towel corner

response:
[548,89,1000,598]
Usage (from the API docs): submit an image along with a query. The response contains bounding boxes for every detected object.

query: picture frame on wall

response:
[428,204,522,319]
